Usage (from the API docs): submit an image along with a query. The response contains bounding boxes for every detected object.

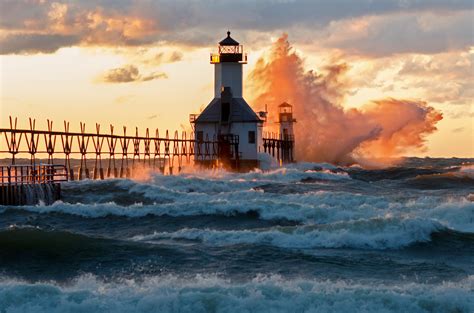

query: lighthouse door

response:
[218,134,239,169]
[218,135,232,162]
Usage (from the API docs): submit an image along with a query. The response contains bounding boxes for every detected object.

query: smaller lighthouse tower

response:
[278,102,296,163]
[278,102,295,140]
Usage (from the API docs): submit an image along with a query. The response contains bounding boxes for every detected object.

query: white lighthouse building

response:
[192,31,263,170]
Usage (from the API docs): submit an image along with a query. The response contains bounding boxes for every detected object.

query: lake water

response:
[0,158,473,312]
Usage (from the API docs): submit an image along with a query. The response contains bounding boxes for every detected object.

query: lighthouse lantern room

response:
[192,31,263,170]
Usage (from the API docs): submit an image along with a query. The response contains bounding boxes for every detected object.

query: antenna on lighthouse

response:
[257,104,268,122]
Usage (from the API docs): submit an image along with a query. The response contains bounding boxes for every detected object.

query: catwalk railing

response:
[262,133,295,164]
[0,164,68,185]
[1,117,294,180]
[0,164,67,205]
[1,117,215,179]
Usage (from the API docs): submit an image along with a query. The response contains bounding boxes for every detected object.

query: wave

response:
[54,169,349,210]
[132,217,455,250]
[5,189,474,234]
[347,167,448,182]
[419,198,474,233]
[63,165,351,194]
[0,228,170,282]
[345,164,474,189]
[406,171,474,190]
[0,227,122,255]
[0,274,472,313]
[0,227,166,263]
[5,189,383,221]
[2,217,471,256]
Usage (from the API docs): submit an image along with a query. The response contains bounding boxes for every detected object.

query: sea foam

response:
[0,274,472,313]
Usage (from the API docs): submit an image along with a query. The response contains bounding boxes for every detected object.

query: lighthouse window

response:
[248,131,255,144]
[221,102,230,122]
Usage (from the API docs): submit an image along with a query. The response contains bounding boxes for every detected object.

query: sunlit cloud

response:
[317,11,473,56]
[0,0,472,55]
[100,65,167,83]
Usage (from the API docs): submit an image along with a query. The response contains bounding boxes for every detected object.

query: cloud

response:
[141,72,168,81]
[0,0,159,54]
[396,51,473,105]
[0,0,471,55]
[447,109,474,119]
[140,50,183,66]
[102,65,139,83]
[0,33,78,54]
[452,127,465,133]
[168,51,183,62]
[319,11,473,56]
[101,65,167,83]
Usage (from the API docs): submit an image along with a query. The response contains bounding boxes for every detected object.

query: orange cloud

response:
[81,8,158,45]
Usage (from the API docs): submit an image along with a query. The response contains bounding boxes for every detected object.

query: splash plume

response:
[249,34,442,165]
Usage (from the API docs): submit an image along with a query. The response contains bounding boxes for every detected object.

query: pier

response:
[0,117,294,205]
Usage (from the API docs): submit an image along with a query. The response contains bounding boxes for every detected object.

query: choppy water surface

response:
[0,158,473,312]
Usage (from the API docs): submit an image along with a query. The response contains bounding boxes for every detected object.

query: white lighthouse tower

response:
[192,31,263,170]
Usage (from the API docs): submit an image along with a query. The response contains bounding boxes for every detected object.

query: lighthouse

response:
[192,31,263,170]
[278,102,295,140]
[278,102,296,163]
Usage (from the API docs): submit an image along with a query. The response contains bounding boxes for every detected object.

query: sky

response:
[0,0,473,158]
